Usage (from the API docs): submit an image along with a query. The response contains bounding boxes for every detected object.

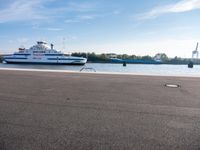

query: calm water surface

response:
[0,63,200,76]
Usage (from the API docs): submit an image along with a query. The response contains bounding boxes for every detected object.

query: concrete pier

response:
[0,70,200,150]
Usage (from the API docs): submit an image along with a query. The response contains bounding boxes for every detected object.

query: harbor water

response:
[0,63,200,77]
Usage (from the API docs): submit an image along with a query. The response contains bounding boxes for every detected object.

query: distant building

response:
[154,53,168,62]
[154,54,162,62]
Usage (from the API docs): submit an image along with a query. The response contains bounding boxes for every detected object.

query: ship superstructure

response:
[3,41,87,65]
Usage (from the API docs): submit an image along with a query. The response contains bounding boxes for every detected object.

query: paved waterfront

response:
[0,70,200,150]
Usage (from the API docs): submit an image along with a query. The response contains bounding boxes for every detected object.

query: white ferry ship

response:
[3,41,87,65]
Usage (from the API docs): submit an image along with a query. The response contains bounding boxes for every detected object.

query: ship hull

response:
[3,56,87,65]
[4,61,86,65]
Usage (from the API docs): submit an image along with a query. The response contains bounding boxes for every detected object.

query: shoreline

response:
[1,61,200,65]
[0,67,200,78]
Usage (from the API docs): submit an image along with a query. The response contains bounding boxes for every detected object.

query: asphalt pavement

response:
[0,70,200,150]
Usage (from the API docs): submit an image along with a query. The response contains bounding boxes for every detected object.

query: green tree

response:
[141,55,153,60]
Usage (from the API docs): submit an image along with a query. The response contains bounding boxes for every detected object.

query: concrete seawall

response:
[0,70,200,150]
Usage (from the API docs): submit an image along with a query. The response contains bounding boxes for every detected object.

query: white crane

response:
[192,42,199,58]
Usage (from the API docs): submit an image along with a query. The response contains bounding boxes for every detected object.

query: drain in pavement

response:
[164,83,180,88]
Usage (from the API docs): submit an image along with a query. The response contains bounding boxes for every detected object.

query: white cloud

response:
[0,0,96,23]
[64,11,119,24]
[0,0,118,25]
[172,26,192,31]
[64,14,97,24]
[78,15,95,20]
[31,25,63,31]
[45,28,63,31]
[0,0,49,23]
[64,19,80,23]
[137,0,200,20]
[66,2,95,12]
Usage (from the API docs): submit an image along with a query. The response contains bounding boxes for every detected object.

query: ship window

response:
[33,51,45,53]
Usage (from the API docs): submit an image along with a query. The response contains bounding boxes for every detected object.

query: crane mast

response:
[192,42,199,59]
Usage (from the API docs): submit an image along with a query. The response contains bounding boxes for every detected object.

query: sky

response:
[0,0,200,58]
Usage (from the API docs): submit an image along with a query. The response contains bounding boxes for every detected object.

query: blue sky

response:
[0,0,200,57]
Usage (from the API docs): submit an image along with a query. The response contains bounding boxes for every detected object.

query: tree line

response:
[71,52,199,64]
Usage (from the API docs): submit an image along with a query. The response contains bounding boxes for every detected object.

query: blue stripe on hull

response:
[5,61,86,65]
[14,54,30,56]
[48,58,85,61]
[45,54,64,56]
[4,57,28,59]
